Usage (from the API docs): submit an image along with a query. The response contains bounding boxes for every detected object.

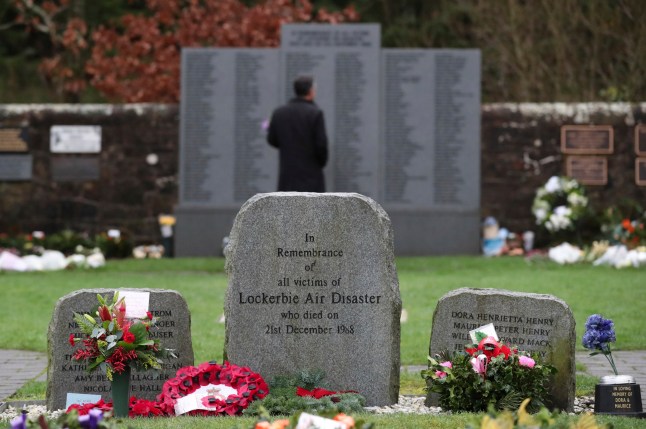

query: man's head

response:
[293,75,315,100]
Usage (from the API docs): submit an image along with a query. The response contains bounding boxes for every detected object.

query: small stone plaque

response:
[636,124,646,156]
[50,125,101,153]
[561,125,613,155]
[566,156,607,185]
[427,288,575,411]
[637,158,646,186]
[595,384,644,415]
[224,192,401,406]
[51,157,100,181]
[47,288,194,411]
[0,128,28,152]
[0,154,32,181]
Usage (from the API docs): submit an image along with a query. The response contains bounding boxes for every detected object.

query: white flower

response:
[553,205,571,217]
[544,176,561,193]
[567,193,588,208]
[534,208,547,223]
[548,209,573,231]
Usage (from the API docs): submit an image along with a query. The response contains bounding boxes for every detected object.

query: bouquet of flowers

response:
[582,314,618,375]
[422,335,556,413]
[532,176,588,232]
[69,292,176,380]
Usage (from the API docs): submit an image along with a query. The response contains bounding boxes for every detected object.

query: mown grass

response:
[1,256,644,365]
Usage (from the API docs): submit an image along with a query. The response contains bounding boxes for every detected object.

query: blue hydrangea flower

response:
[582,314,619,375]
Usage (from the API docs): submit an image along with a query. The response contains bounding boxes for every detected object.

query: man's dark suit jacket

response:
[267,98,328,192]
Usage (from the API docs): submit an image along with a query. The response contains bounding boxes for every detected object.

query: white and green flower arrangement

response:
[532,176,588,233]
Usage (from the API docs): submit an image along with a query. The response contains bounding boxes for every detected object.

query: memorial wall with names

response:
[176,24,482,255]
[280,24,381,199]
[179,48,279,207]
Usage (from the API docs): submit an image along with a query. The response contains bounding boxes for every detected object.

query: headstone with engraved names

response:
[46,289,194,411]
[427,288,575,411]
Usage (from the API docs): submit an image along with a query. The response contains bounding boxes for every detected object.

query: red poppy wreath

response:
[157,361,269,416]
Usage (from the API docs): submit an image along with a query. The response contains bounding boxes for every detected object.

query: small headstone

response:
[427,288,575,411]
[224,192,401,406]
[47,288,194,411]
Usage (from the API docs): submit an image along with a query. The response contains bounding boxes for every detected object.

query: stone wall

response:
[481,103,646,239]
[1,103,645,251]
[0,105,178,243]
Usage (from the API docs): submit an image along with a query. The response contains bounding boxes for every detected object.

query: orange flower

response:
[270,419,290,429]
[334,413,355,428]
[622,219,635,233]
[255,422,271,429]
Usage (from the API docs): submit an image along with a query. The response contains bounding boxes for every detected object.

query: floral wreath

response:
[532,175,588,232]
[67,361,268,418]
[157,361,269,416]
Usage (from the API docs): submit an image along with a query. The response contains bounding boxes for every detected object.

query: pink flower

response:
[435,361,452,378]
[471,354,487,375]
[519,356,535,368]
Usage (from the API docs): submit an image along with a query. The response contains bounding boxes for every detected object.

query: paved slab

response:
[0,350,47,401]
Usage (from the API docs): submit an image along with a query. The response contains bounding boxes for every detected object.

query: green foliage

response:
[423,351,556,413]
[94,233,134,259]
[243,371,366,417]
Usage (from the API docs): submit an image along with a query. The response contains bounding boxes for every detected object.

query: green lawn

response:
[1,256,645,428]
[0,256,644,364]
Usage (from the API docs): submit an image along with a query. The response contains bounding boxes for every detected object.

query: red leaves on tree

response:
[86,0,359,102]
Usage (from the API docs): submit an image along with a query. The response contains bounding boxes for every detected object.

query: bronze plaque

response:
[0,129,28,152]
[635,124,646,156]
[561,125,613,154]
[637,158,646,186]
[566,156,607,185]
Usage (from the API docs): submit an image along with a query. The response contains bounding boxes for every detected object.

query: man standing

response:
[267,75,328,192]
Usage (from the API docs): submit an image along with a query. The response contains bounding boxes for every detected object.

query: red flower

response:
[146,311,153,320]
[123,331,136,343]
[98,305,112,321]
[466,336,513,360]
[69,334,76,346]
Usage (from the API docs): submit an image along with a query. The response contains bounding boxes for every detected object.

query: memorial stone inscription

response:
[428,288,575,411]
[224,193,401,406]
[46,289,194,411]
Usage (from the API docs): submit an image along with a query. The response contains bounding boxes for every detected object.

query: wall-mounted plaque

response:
[560,125,613,155]
[566,156,607,185]
[50,125,101,153]
[637,158,646,186]
[51,157,100,181]
[635,124,646,156]
[0,154,32,180]
[0,129,28,152]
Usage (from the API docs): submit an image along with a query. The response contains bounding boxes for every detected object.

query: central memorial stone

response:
[224,192,401,406]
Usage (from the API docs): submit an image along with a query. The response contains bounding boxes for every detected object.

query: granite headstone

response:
[224,192,401,406]
[427,288,575,411]
[47,288,194,411]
